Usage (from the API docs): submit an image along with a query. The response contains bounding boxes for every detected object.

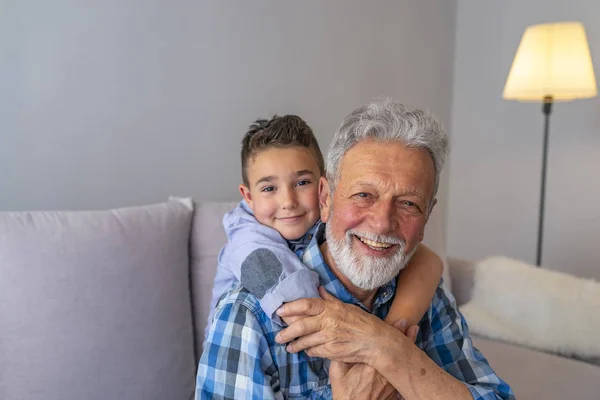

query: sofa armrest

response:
[447,257,475,306]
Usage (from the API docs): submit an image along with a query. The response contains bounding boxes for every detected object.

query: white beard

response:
[325,218,418,291]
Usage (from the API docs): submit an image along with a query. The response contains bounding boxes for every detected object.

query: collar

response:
[287,222,319,249]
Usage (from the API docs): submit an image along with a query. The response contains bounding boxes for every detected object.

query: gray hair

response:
[326,98,448,201]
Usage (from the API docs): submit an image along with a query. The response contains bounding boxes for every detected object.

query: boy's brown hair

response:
[241,115,325,186]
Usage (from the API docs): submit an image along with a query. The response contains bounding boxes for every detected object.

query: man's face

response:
[320,138,436,290]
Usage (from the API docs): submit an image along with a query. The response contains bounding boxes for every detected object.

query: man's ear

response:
[427,198,438,222]
[319,177,332,222]
[419,197,438,242]
[239,184,254,210]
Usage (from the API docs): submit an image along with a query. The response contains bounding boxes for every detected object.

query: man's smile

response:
[352,234,399,256]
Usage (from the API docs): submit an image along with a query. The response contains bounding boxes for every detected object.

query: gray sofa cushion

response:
[447,256,475,306]
[473,335,600,400]
[189,200,237,361]
[0,200,196,400]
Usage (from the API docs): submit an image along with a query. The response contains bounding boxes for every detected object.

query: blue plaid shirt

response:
[196,224,514,399]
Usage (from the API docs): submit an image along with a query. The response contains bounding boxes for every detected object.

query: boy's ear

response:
[318,177,331,223]
[239,184,254,210]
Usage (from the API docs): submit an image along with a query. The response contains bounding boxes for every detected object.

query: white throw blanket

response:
[460,256,600,363]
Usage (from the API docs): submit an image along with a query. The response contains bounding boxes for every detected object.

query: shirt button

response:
[307,234,313,240]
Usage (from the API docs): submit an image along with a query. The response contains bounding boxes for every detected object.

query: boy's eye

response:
[296,180,311,187]
[261,186,276,193]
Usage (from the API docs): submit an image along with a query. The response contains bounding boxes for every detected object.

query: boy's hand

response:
[391,319,420,342]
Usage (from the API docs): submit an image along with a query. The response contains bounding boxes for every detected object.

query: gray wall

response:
[447,0,600,279]
[0,0,456,227]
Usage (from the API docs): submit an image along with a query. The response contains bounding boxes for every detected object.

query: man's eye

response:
[400,201,421,212]
[296,180,311,187]
[261,186,275,192]
[355,192,370,198]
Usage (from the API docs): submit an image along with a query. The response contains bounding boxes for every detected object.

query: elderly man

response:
[196,99,514,399]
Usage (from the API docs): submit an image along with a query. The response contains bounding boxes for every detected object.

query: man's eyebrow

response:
[351,180,376,189]
[254,176,276,187]
[351,180,426,199]
[349,180,382,192]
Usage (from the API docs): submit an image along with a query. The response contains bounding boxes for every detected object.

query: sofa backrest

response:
[0,199,197,400]
[0,197,451,400]
[189,201,238,361]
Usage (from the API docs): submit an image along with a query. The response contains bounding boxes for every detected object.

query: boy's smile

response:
[240,146,321,240]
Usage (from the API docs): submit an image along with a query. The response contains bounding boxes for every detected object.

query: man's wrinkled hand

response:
[280,315,303,326]
[330,361,399,400]
[327,319,417,400]
[275,287,393,365]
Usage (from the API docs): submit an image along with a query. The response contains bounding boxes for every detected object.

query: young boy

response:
[206,114,443,338]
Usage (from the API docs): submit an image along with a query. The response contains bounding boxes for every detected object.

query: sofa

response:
[1,198,599,400]
[448,258,600,399]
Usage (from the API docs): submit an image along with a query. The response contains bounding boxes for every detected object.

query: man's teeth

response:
[357,236,393,249]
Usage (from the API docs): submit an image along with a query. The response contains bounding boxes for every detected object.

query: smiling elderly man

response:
[196,99,514,400]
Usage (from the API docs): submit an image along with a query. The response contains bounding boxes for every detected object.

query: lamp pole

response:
[536,95,553,266]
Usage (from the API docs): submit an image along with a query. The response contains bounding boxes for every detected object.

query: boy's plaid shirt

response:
[196,223,515,400]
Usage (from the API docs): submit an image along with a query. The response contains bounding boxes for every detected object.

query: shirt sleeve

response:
[195,299,284,400]
[422,282,516,400]
[221,203,320,324]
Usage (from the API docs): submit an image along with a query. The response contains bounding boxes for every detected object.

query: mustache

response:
[345,229,404,246]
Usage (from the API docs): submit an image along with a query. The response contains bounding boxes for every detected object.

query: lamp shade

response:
[503,21,597,101]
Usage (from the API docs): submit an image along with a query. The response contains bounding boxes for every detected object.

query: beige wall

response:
[0,0,456,222]
[447,0,600,279]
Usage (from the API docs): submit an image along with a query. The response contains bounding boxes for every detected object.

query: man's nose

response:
[369,200,398,234]
[281,187,298,210]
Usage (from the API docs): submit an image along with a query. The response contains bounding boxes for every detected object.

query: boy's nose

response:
[281,189,298,210]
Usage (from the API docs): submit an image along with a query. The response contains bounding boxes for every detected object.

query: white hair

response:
[326,98,448,201]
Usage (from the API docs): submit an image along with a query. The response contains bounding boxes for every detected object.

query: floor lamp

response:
[503,21,597,266]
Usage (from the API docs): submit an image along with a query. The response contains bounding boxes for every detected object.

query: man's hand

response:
[329,361,398,400]
[328,320,419,400]
[275,287,408,365]
[280,315,303,326]
[274,287,417,365]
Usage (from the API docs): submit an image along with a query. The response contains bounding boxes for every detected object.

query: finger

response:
[284,330,329,354]
[298,342,332,359]
[392,319,408,334]
[275,316,322,344]
[329,360,351,380]
[318,286,337,301]
[276,297,325,318]
[405,325,420,343]
[302,342,359,364]
[281,315,303,326]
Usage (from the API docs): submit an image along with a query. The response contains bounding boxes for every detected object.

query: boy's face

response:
[240,146,321,241]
